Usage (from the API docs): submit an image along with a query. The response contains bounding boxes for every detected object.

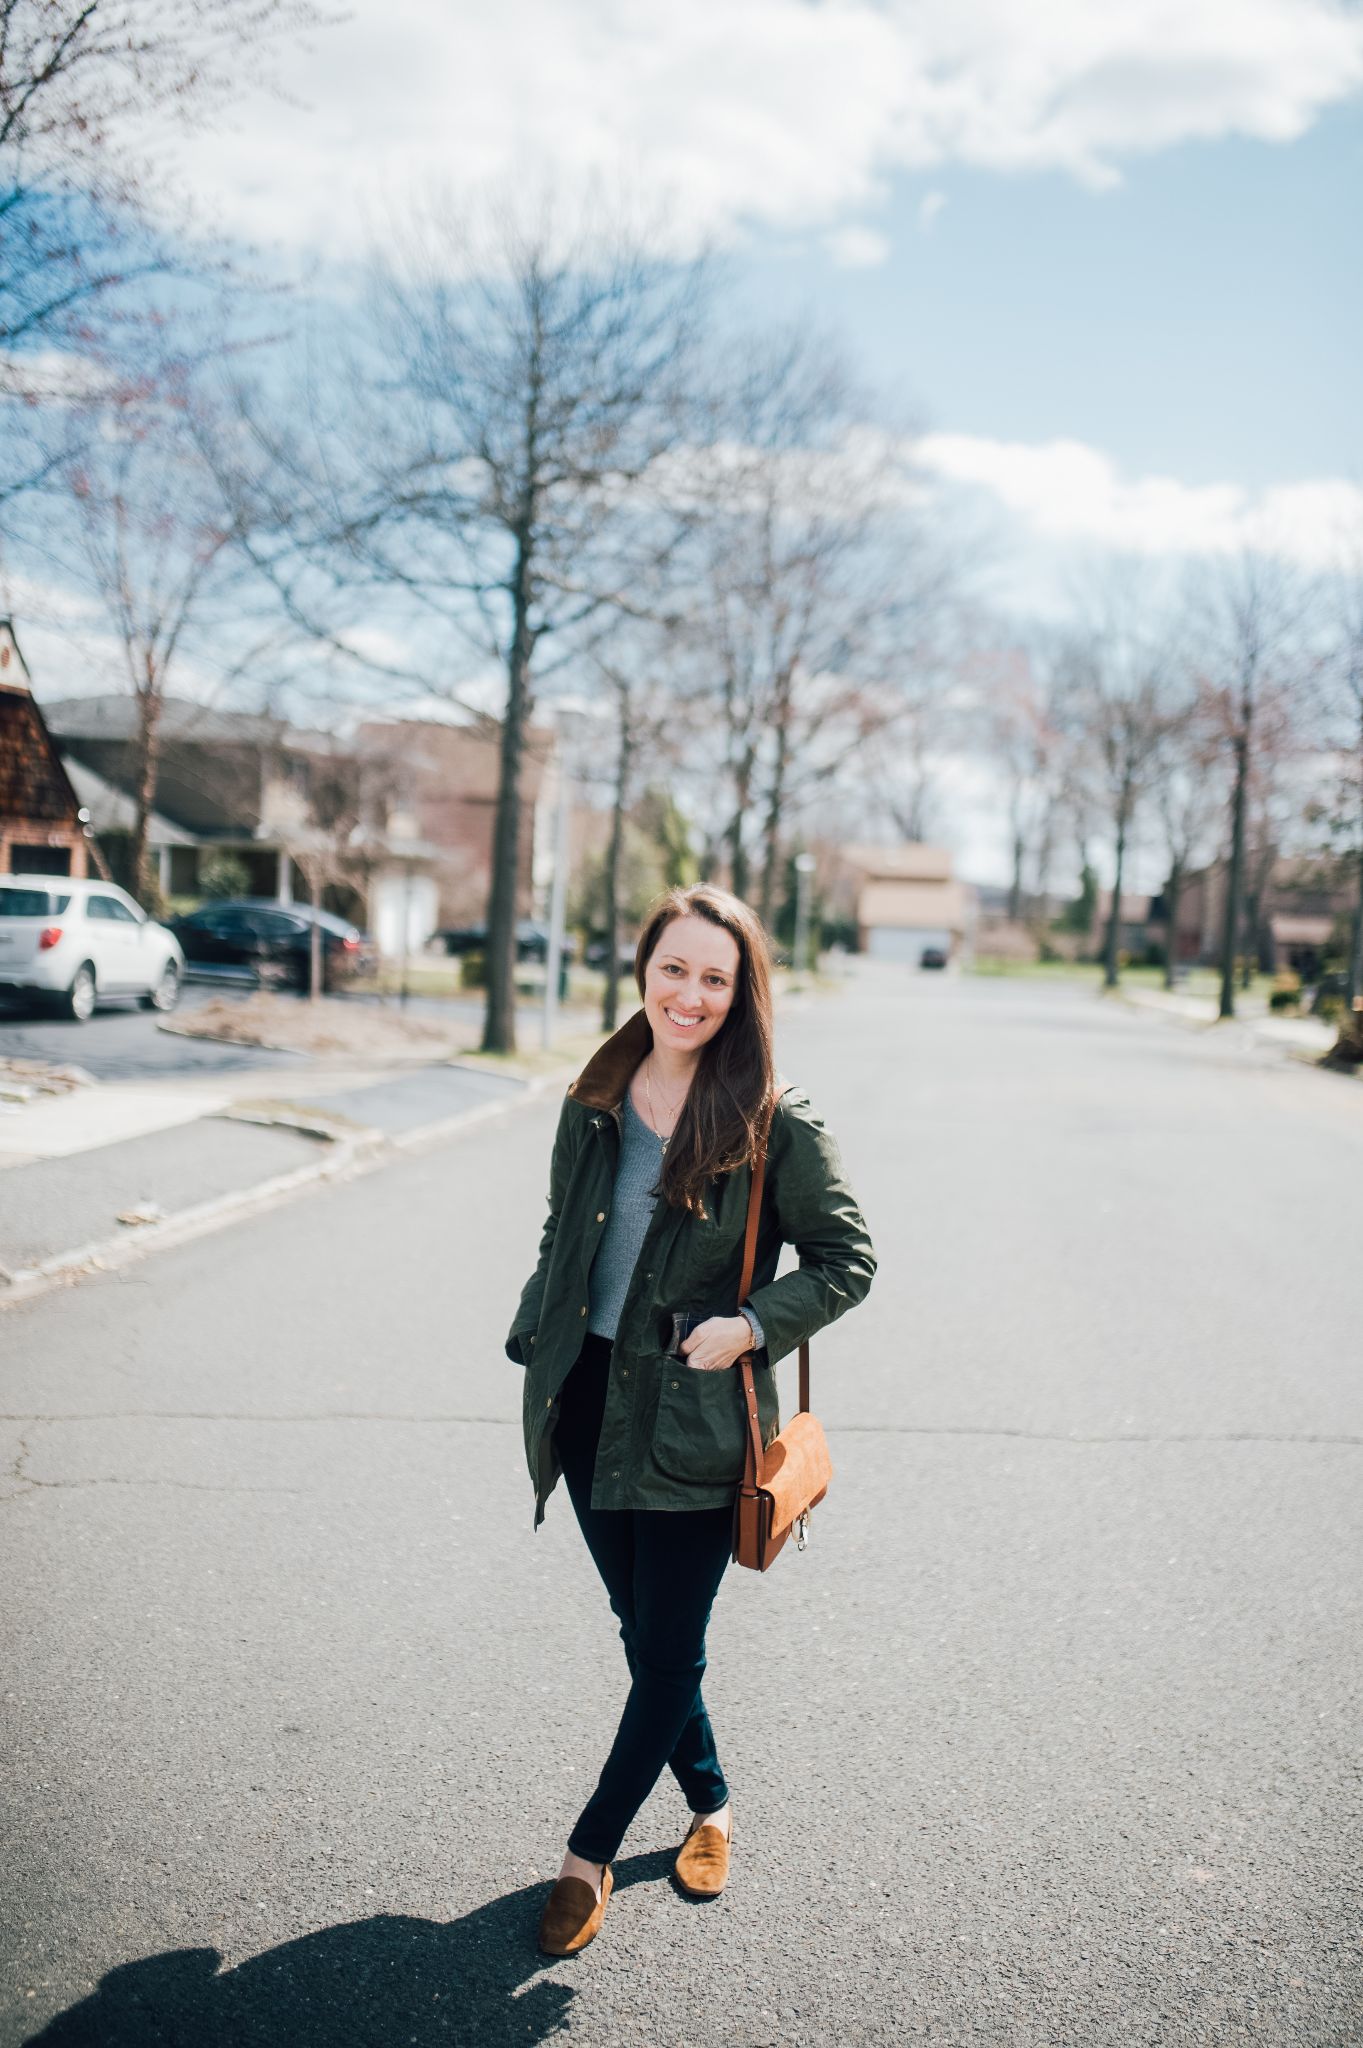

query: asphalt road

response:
[0,985,494,1083]
[0,984,292,1082]
[2,970,1360,2046]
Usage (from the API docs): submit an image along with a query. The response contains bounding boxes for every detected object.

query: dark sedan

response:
[436,920,576,964]
[170,900,372,992]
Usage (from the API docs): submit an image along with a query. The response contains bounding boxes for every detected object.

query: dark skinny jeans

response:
[554,1333,734,1866]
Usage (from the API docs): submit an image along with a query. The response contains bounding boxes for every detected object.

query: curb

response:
[1117,988,1355,1075]
[0,1064,574,1312]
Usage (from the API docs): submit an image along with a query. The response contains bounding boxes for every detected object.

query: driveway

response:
[0,985,296,1082]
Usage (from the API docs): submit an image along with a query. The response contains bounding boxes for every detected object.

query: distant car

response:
[0,875,183,1021]
[437,920,577,964]
[170,898,372,992]
[584,936,638,975]
[919,946,948,970]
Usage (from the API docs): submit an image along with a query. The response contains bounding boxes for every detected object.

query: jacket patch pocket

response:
[652,1362,747,1486]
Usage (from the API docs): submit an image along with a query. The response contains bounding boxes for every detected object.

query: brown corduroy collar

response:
[567,1006,653,1111]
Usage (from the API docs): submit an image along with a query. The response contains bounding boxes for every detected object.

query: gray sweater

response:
[587,1090,764,1348]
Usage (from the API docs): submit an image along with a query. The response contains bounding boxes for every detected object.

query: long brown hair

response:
[634,883,775,1214]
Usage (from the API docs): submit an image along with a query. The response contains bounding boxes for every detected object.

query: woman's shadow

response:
[26,1851,677,2047]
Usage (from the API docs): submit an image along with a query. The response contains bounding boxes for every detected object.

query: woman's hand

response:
[679,1315,755,1372]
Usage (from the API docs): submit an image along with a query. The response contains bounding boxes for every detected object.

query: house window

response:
[10,844,72,876]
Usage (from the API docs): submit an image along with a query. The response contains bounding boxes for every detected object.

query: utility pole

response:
[793,852,816,982]
[542,737,571,1051]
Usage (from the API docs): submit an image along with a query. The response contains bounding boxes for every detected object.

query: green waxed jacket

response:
[506,1008,876,1524]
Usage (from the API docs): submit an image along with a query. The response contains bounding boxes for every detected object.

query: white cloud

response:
[154,0,1363,262]
[824,225,892,269]
[918,190,948,230]
[916,431,1363,571]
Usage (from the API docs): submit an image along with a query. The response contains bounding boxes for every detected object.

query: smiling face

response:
[642,913,741,1060]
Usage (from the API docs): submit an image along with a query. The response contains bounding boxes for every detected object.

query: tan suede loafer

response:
[674,1815,731,1898]
[537,1865,613,1955]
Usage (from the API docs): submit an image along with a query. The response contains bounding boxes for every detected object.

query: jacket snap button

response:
[579,1306,587,1316]
[611,1470,620,1478]
[596,1211,606,1223]
[545,1398,552,1409]
[671,1379,679,1389]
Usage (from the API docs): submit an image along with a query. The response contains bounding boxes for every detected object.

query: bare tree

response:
[1188,551,1315,1018]
[0,0,322,523]
[1341,574,1363,1022]
[678,329,944,927]
[1153,681,1226,987]
[1062,577,1183,988]
[582,638,692,1031]
[62,355,259,904]
[1317,546,1363,1061]
[977,643,1073,936]
[256,201,705,1053]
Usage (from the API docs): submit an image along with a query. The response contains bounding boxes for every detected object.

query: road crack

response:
[2,1413,1359,1446]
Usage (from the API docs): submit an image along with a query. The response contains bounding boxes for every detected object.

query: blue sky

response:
[118,0,1357,593]
[10,0,1363,882]
[745,103,1362,492]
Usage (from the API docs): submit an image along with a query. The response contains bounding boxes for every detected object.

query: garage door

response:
[866,926,951,964]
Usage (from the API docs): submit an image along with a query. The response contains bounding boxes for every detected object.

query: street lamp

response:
[793,852,817,982]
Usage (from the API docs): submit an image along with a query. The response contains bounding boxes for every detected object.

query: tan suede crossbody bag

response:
[731,1088,833,1571]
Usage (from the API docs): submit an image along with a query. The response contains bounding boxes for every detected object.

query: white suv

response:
[0,875,183,1021]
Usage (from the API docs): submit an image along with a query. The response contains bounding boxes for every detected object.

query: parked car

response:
[919,945,948,970]
[169,899,372,992]
[0,875,183,1020]
[437,919,577,964]
[584,936,638,975]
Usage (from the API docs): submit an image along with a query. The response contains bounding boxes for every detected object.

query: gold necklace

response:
[643,1056,688,1151]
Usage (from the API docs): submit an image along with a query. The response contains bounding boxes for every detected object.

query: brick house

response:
[44,693,364,905]
[0,621,99,880]
[1162,856,1353,977]
[829,843,977,964]
[355,719,554,928]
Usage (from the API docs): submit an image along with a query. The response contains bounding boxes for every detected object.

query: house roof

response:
[858,877,971,931]
[842,842,954,882]
[63,757,201,846]
[41,694,339,752]
[0,679,83,827]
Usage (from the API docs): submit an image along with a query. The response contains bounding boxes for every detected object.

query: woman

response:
[507,883,875,1955]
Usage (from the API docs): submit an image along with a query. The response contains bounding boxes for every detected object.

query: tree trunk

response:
[1339,798,1363,1067]
[728,743,756,901]
[602,692,633,1034]
[1163,862,1183,990]
[309,865,323,1003]
[758,663,794,932]
[1348,706,1363,1012]
[1008,823,1024,923]
[1219,723,1250,1020]
[130,680,164,910]
[1103,801,1128,990]
[1241,891,1258,989]
[483,527,534,1055]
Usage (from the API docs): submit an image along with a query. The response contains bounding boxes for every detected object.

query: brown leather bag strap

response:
[737,1118,770,1486]
[737,1110,771,1305]
[737,1086,810,1481]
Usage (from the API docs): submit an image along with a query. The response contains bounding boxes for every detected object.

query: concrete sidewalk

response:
[0,1051,555,1296]
[1119,981,1342,1058]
